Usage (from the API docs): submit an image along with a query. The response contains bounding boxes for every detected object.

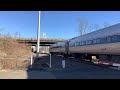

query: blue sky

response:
[0,11,120,39]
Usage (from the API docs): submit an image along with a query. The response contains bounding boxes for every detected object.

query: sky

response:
[0,11,120,39]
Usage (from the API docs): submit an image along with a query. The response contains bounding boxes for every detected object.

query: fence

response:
[0,57,31,70]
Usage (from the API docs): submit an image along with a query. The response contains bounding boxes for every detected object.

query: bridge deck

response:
[16,38,65,46]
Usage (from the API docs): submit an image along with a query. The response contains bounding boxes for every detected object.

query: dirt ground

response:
[0,37,34,70]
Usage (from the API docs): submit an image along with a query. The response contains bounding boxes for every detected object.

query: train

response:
[31,45,49,54]
[49,23,120,63]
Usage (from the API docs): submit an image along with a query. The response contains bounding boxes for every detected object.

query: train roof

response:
[50,40,66,47]
[69,23,120,42]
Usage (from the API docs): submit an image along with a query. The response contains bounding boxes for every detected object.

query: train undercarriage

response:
[50,52,120,64]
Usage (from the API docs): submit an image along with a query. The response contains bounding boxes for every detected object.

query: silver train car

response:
[50,23,120,63]
[49,41,66,55]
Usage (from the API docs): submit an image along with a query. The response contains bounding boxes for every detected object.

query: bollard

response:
[49,53,52,68]
[30,56,33,69]
[62,60,65,68]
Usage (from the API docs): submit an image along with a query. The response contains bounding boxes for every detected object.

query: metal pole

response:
[36,11,41,57]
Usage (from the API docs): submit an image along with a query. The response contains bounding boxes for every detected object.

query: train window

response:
[112,35,119,42]
[73,43,75,47]
[70,44,72,47]
[106,36,111,43]
[96,38,100,44]
[75,43,77,46]
[69,43,71,47]
[69,44,71,47]
[80,42,82,45]
[85,41,87,45]
[75,42,78,46]
[79,42,81,46]
[118,35,120,42]
[84,41,86,45]
[72,43,75,47]
[83,41,85,45]
[76,42,79,46]
[87,41,89,45]
[81,42,83,45]
[100,38,106,43]
[72,44,74,47]
[93,39,97,44]
[85,41,89,45]
[81,41,85,45]
[83,41,87,45]
[89,40,92,44]
[74,43,77,46]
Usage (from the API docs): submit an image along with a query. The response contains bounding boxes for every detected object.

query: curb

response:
[93,61,120,67]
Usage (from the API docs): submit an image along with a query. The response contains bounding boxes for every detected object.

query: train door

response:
[65,40,69,55]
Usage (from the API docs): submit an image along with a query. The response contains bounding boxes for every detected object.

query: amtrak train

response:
[50,23,120,63]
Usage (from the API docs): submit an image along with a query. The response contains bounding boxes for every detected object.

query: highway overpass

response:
[16,38,65,46]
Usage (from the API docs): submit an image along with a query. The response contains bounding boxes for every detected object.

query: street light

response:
[36,11,41,57]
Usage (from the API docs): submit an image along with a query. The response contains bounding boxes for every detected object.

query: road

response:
[44,55,120,79]
[0,55,120,79]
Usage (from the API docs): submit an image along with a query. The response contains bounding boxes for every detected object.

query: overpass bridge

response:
[16,38,65,53]
[16,38,65,46]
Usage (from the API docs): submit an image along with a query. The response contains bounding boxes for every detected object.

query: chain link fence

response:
[0,57,31,70]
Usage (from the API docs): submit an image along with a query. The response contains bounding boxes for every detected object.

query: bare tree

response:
[0,28,5,37]
[14,32,18,38]
[0,28,5,32]
[94,24,100,31]
[87,25,94,33]
[78,18,88,36]
[6,32,12,38]
[104,22,110,28]
[18,33,21,38]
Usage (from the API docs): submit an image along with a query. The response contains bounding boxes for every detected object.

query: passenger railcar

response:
[49,41,66,55]
[50,23,120,63]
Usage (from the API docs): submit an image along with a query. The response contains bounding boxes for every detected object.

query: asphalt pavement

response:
[0,55,120,79]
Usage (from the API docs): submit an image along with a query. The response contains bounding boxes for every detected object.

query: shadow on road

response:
[26,54,56,79]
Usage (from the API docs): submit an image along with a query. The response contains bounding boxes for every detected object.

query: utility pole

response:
[36,11,41,57]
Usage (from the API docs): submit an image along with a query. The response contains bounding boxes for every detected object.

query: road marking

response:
[109,67,120,70]
[103,63,109,65]
[113,63,120,67]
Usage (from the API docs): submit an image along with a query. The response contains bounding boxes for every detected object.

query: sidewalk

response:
[0,70,56,79]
